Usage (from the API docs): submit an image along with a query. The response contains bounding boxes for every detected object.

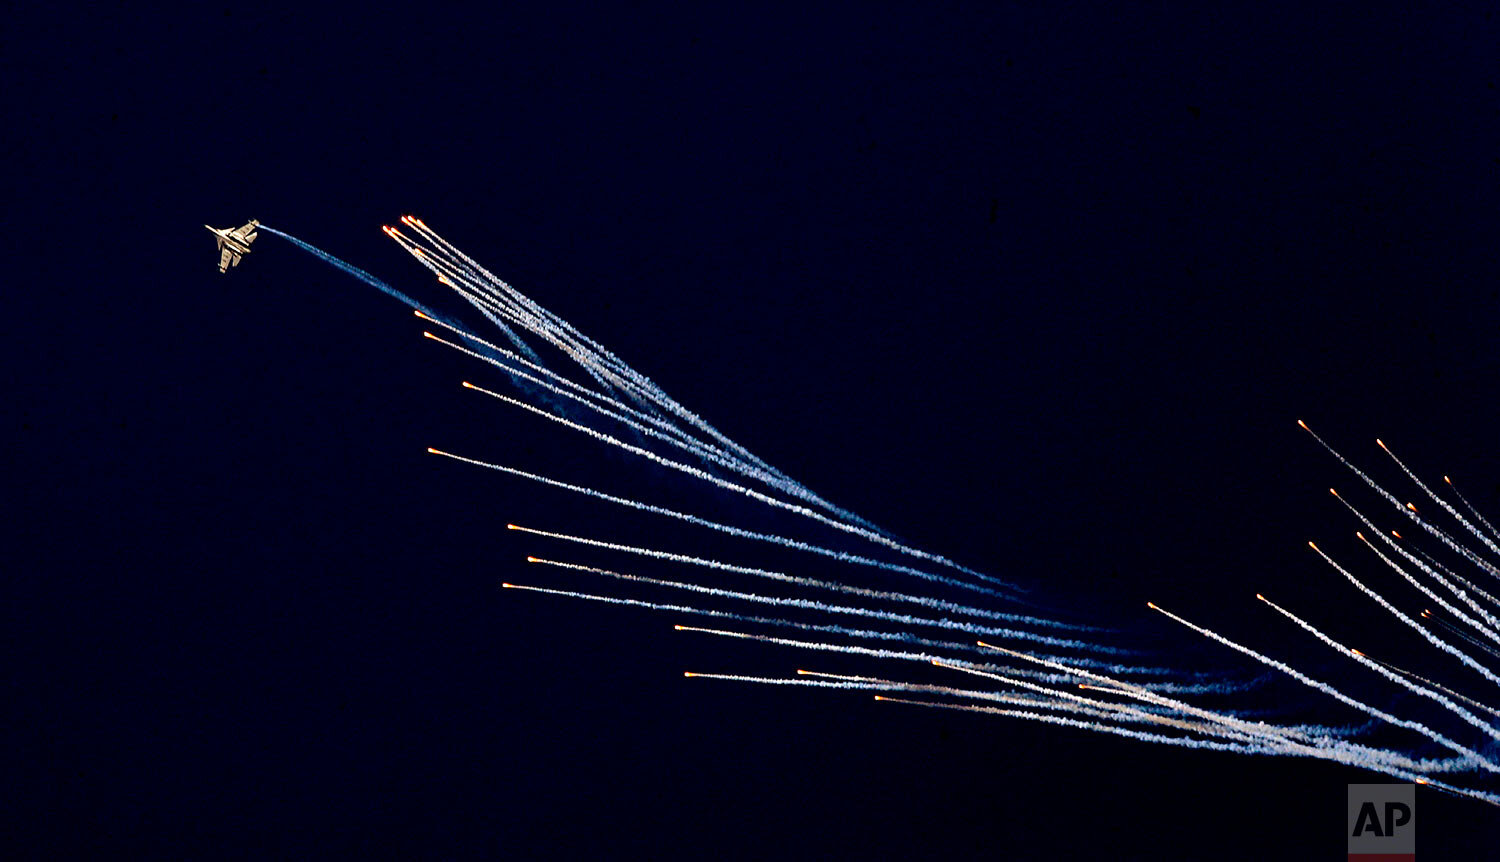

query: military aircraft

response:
[205,220,259,272]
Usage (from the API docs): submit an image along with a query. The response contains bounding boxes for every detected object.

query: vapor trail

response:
[284,216,1500,799]
[507,524,1092,634]
[523,556,1113,650]
[1147,601,1495,768]
[1305,543,1500,690]
[260,225,448,324]
[426,447,1021,601]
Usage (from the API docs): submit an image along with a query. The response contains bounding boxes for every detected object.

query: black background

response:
[8,3,1500,857]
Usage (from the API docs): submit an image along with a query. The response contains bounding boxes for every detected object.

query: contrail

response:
[426,447,1022,602]
[1258,586,1500,743]
[1379,439,1500,562]
[279,215,1500,799]
[260,225,446,324]
[522,556,1115,650]
[1147,600,1495,769]
[506,524,1089,634]
[1305,543,1500,691]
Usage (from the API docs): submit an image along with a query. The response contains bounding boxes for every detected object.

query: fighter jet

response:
[205,219,259,273]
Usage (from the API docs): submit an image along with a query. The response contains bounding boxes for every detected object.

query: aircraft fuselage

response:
[206,225,252,254]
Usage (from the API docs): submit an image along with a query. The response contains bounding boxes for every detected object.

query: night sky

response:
[9,3,1500,857]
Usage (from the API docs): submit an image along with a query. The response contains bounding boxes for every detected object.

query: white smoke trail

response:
[1378,439,1500,562]
[458,380,1013,591]
[1147,601,1497,769]
[415,308,764,474]
[1331,500,1500,642]
[402,217,804,486]
[284,219,1500,797]
[397,219,887,536]
[1304,543,1500,692]
[506,524,1098,636]
[1358,651,1500,720]
[1354,532,1500,643]
[1257,588,1500,743]
[1300,422,1500,582]
[875,696,1287,754]
[522,556,1118,650]
[423,331,807,497]
[425,447,1023,601]
[1445,475,1500,548]
[499,582,1072,671]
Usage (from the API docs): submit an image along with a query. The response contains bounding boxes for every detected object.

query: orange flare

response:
[526,556,539,563]
[1255,593,1265,601]
[1146,601,1159,610]
[506,524,518,530]
[1297,419,1309,430]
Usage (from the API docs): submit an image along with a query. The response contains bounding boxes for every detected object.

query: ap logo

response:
[1348,783,1415,860]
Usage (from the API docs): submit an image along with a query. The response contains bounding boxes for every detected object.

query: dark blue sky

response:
[9,3,1499,857]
